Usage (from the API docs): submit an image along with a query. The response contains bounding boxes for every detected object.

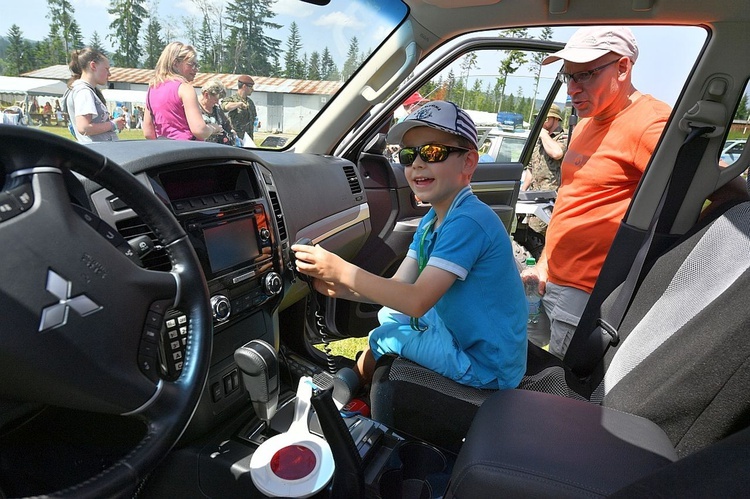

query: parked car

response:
[721,138,746,165]
[2,0,750,498]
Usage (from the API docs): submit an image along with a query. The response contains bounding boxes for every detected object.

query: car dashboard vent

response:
[343,165,362,195]
[116,217,171,271]
[268,190,287,241]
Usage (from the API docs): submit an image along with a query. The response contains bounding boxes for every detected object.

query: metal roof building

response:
[22,65,343,134]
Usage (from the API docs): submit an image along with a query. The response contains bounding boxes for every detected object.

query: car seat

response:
[371,199,750,468]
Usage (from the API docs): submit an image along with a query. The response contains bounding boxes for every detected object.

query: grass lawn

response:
[316,337,369,360]
[35,124,289,146]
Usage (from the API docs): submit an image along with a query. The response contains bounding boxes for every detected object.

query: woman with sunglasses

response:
[143,42,222,141]
[293,101,527,393]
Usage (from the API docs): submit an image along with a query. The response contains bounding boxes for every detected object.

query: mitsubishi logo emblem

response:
[39,270,102,332]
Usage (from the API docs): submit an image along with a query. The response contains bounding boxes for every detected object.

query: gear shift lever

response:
[234,339,279,423]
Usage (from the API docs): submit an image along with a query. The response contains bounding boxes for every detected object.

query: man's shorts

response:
[531,281,590,359]
[369,307,495,388]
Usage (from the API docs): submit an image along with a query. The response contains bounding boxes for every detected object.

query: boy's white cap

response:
[388,100,478,149]
[542,26,639,65]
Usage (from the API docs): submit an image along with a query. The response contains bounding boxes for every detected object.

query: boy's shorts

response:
[369,306,496,388]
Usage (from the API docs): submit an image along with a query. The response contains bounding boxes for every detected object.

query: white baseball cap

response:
[388,100,478,149]
[542,26,639,65]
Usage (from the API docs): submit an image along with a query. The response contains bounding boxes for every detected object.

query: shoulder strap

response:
[564,125,714,379]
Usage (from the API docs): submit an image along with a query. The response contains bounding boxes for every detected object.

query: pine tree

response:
[284,22,302,79]
[528,27,554,121]
[320,47,339,81]
[108,0,148,68]
[225,0,282,75]
[496,28,529,112]
[341,37,359,80]
[89,32,108,56]
[143,15,165,69]
[46,0,84,56]
[4,25,35,76]
[307,51,321,80]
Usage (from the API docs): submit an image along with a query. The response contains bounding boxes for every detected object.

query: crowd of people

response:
[58,41,255,145]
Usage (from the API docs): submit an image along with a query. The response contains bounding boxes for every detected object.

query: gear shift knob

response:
[234,339,279,423]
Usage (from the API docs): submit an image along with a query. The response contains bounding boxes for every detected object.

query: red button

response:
[270,444,316,480]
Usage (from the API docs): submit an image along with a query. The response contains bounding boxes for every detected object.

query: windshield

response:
[0,0,408,148]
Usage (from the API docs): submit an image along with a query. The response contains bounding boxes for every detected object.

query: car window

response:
[2,0,408,149]
[400,26,705,165]
[721,81,749,167]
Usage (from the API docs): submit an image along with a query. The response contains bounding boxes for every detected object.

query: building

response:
[22,65,342,134]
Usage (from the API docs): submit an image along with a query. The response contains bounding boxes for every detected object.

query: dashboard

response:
[84,139,371,433]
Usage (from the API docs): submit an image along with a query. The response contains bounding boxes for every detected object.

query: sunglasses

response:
[556,58,619,84]
[398,143,471,165]
[238,81,254,88]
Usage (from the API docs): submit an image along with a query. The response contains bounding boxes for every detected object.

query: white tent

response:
[0,76,68,100]
[101,88,147,106]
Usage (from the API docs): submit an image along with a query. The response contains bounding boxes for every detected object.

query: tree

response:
[4,25,35,76]
[320,47,339,81]
[529,27,554,121]
[193,0,225,72]
[736,94,749,121]
[108,0,148,68]
[143,14,165,69]
[307,51,321,80]
[46,0,84,56]
[283,21,303,79]
[496,28,529,112]
[225,0,282,76]
[459,52,478,108]
[341,37,360,80]
[89,32,108,56]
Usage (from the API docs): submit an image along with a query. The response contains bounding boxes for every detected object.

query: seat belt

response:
[564,125,714,378]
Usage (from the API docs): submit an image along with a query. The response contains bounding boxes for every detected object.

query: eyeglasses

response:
[185,60,200,70]
[556,58,620,84]
[238,81,254,88]
[398,144,471,165]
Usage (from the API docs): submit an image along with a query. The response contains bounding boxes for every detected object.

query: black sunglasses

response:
[556,58,620,84]
[398,144,471,165]
[238,81,254,88]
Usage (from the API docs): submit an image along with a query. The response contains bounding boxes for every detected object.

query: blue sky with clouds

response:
[3,2,710,105]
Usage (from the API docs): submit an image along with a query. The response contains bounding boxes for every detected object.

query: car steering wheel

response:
[0,126,212,497]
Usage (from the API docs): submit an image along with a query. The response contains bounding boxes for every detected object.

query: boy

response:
[293,100,527,389]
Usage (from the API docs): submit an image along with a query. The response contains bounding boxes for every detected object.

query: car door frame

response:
[318,37,567,341]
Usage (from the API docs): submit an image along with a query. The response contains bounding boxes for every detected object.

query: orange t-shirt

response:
[545,94,671,293]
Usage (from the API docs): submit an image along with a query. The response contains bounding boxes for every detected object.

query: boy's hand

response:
[291,241,347,285]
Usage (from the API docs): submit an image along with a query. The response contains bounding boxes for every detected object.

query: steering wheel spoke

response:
[0,126,211,496]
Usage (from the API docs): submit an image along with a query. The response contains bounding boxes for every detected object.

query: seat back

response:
[601,201,750,456]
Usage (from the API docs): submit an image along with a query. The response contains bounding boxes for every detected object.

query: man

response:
[222,75,257,141]
[524,27,671,358]
[522,103,568,234]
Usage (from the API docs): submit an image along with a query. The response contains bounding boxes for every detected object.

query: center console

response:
[93,160,287,435]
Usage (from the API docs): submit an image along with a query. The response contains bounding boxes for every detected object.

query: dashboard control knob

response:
[210,295,231,323]
[263,272,283,295]
[260,228,271,241]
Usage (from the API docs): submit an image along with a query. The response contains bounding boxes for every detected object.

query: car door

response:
[315,37,567,341]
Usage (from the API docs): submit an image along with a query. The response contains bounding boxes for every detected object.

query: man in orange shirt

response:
[524,27,671,358]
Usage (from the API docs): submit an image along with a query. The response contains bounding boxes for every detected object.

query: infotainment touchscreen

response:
[203,217,260,273]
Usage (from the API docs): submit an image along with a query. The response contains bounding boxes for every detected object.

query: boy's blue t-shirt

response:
[407,186,527,389]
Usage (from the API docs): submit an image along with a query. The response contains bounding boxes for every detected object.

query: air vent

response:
[343,165,362,195]
[116,217,171,271]
[268,191,287,241]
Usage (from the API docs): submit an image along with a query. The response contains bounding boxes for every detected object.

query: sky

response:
[1,1,709,106]
[0,0,397,67]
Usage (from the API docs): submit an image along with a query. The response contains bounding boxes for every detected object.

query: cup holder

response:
[378,441,447,499]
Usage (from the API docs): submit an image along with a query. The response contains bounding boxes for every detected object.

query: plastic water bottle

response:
[524,257,541,324]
